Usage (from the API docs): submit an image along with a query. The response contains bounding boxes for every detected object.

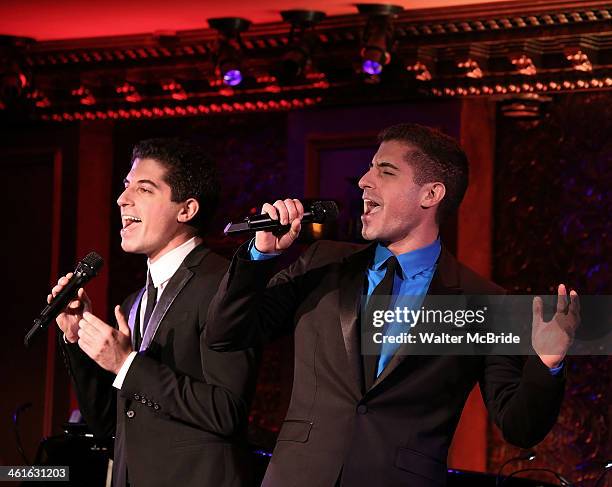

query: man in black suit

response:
[206,124,579,486]
[51,139,259,487]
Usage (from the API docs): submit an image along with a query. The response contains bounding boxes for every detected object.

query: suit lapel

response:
[338,243,376,394]
[128,288,145,349]
[139,245,210,351]
[369,246,464,390]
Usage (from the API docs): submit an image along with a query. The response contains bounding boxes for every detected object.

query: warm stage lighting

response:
[406,61,432,81]
[564,48,594,72]
[71,86,96,105]
[39,96,323,121]
[457,59,483,79]
[161,79,188,100]
[510,54,537,76]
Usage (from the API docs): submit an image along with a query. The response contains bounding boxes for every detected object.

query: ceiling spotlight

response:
[278,10,326,85]
[208,17,251,87]
[0,35,35,110]
[356,4,403,76]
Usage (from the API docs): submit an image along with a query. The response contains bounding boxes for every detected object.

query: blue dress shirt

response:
[249,238,563,376]
[366,240,441,375]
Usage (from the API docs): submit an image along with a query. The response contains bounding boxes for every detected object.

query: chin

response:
[361,227,377,241]
[120,239,140,254]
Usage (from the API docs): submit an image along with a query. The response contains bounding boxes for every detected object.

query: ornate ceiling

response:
[1,0,610,121]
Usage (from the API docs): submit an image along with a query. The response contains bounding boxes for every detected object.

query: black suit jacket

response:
[62,245,259,487]
[206,240,566,487]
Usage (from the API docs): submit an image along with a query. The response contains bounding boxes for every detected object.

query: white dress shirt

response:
[112,236,202,389]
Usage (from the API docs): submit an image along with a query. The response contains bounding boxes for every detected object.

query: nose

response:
[117,187,131,207]
[358,167,373,190]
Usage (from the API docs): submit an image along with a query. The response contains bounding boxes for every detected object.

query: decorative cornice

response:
[3,0,610,121]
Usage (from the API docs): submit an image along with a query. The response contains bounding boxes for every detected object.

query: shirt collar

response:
[372,238,441,279]
[147,236,202,288]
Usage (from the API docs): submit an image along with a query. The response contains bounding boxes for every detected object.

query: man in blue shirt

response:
[207,123,578,487]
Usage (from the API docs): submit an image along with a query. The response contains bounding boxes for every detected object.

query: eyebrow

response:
[123,177,160,188]
[372,160,401,171]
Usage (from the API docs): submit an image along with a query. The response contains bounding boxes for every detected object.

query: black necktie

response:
[140,272,157,344]
[362,256,400,390]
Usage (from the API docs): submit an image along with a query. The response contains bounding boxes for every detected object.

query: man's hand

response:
[49,273,92,344]
[532,284,580,369]
[254,198,304,253]
[77,306,133,374]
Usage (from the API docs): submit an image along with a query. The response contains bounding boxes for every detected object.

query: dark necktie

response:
[138,272,157,348]
[362,256,400,390]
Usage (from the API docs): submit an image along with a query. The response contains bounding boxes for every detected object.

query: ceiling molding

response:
[1,0,610,121]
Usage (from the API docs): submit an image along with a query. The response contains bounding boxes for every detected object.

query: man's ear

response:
[177,198,200,224]
[421,182,446,209]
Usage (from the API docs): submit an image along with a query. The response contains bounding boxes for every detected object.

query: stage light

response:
[208,17,251,87]
[223,70,242,87]
[278,10,326,85]
[356,4,403,77]
[0,35,34,109]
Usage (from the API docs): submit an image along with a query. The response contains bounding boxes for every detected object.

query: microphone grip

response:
[24,271,87,347]
[39,272,84,323]
[247,211,315,231]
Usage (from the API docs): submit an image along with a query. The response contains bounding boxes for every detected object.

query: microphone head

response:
[78,251,104,277]
[310,201,339,223]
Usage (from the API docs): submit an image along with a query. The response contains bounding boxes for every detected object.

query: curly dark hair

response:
[131,138,219,235]
[378,123,469,222]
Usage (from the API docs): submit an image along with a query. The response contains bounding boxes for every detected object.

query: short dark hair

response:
[378,123,469,221]
[131,138,219,235]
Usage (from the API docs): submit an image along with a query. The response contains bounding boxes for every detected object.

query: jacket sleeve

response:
[59,336,117,438]
[119,341,259,437]
[479,354,566,448]
[205,240,322,351]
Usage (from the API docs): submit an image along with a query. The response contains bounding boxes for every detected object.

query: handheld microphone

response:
[24,252,104,347]
[224,200,339,235]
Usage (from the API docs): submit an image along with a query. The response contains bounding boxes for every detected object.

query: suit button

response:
[147,401,153,407]
[126,410,135,418]
[357,404,368,415]
[134,394,140,401]
[154,404,160,410]
[141,398,147,404]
